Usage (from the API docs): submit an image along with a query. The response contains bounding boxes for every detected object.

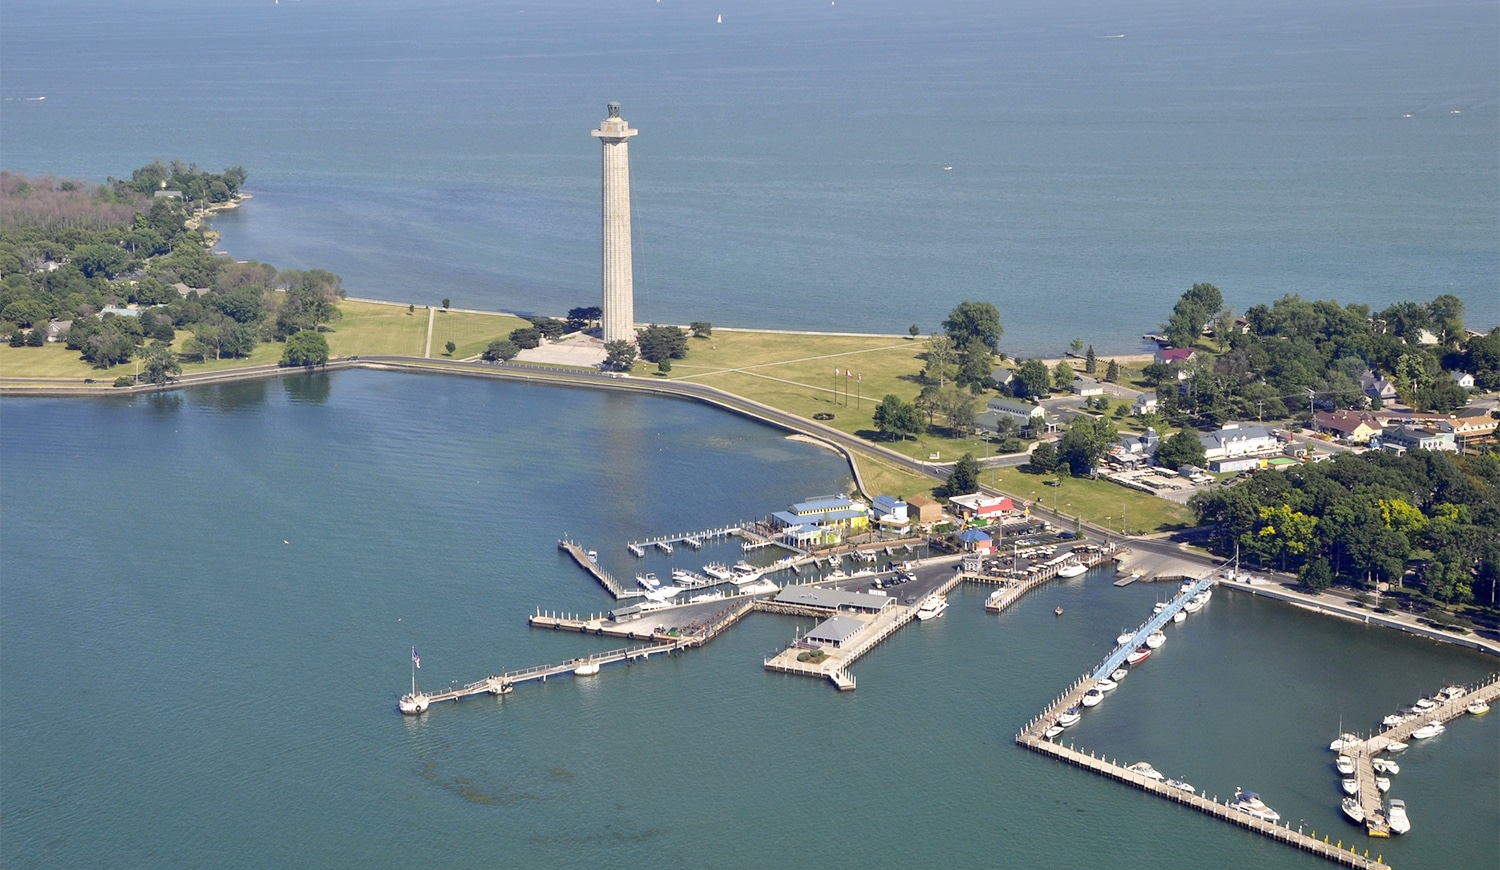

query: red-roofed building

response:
[1313,410,1383,444]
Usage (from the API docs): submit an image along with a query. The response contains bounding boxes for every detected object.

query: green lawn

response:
[984,466,1194,534]
[428,308,531,359]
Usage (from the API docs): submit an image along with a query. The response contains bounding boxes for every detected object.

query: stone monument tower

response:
[591,102,638,344]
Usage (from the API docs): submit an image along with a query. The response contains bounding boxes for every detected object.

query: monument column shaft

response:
[592,105,638,345]
[600,138,634,343]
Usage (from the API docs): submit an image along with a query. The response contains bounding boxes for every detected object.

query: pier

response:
[625,524,747,556]
[557,539,643,599]
[1345,674,1500,833]
[1089,578,1212,681]
[977,543,1121,614]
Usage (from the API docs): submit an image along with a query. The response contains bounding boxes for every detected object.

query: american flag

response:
[412,649,421,669]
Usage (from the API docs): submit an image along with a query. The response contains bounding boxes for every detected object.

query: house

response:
[976,397,1056,436]
[956,528,994,555]
[45,320,72,342]
[1312,410,1383,444]
[1360,369,1398,403]
[1378,424,1457,454]
[947,493,1014,522]
[1070,376,1105,397]
[1154,347,1196,366]
[1197,422,1280,473]
[1449,371,1475,389]
[1134,394,1159,415]
[870,495,911,534]
[804,616,866,649]
[1108,427,1160,467]
[904,495,943,524]
[991,367,1015,390]
[770,494,870,544]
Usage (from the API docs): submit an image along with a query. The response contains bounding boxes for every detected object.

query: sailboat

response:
[716,14,722,23]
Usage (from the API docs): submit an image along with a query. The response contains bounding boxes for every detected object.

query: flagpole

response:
[411,646,416,695]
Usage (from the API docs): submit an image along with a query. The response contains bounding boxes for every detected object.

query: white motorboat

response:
[1439,684,1464,700]
[1410,722,1445,739]
[688,590,725,603]
[1341,778,1359,795]
[1228,789,1281,822]
[1116,630,1134,646]
[1094,678,1118,693]
[1375,776,1391,793]
[1335,755,1355,775]
[702,562,733,580]
[1055,707,1082,728]
[1126,762,1164,781]
[1057,562,1087,578]
[1145,630,1166,649]
[636,572,661,591]
[1341,797,1365,824]
[738,579,778,595]
[1163,778,1195,794]
[1081,688,1105,707]
[1372,757,1399,775]
[1172,610,1186,624]
[1329,733,1360,752]
[1384,741,1408,753]
[1125,647,1151,665]
[1111,668,1129,682]
[1181,595,1206,614]
[573,660,600,676]
[1044,725,1065,740]
[1413,697,1436,711]
[1467,699,1490,715]
[1387,798,1411,834]
[1382,714,1407,728]
[1152,602,1167,614]
[916,595,949,620]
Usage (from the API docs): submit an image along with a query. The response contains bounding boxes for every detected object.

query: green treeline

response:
[1191,450,1500,608]
[0,164,340,374]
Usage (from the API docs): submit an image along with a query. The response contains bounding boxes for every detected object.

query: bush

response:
[112,375,135,387]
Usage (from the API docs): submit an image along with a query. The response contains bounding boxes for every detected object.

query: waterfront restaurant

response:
[774,587,893,615]
[947,493,1013,523]
[771,495,870,546]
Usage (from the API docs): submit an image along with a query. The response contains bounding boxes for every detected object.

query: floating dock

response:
[978,544,1122,613]
[558,539,642,599]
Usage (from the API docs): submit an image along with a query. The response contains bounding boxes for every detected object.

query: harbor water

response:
[2,372,1494,868]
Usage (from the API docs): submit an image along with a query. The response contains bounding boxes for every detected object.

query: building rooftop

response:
[774,588,892,612]
[806,615,866,647]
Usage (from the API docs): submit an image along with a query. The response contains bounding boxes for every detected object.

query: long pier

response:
[557,539,642,599]
[979,544,1122,614]
[1090,577,1212,681]
[1345,674,1500,831]
[1016,734,1388,869]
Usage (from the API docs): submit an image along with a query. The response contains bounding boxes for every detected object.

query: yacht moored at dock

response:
[1228,789,1281,822]
[1387,799,1410,834]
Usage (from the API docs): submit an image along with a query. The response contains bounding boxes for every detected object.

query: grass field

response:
[985,466,1194,534]
[428,308,532,359]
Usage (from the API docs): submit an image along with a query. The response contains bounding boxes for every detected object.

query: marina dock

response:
[976,544,1122,614]
[1345,674,1500,833]
[557,539,643,599]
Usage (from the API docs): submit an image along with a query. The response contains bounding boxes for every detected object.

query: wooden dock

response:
[557,539,642,599]
[979,543,1122,613]
[1346,674,1500,833]
[1016,733,1389,869]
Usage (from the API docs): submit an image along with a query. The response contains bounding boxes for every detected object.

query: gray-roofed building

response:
[1197,422,1280,472]
[976,396,1056,437]
[805,615,866,648]
[774,588,894,614]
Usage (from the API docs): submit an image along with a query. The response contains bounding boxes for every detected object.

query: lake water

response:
[2,0,1496,355]
[2,372,1495,868]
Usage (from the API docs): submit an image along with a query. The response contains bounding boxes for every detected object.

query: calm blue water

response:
[2,0,1495,354]
[2,374,1495,868]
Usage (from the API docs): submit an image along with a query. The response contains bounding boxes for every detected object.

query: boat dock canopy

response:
[774,588,893,613]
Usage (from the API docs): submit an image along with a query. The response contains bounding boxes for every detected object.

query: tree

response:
[942,301,1003,353]
[483,339,519,362]
[1163,283,1222,348]
[407,304,415,315]
[1069,337,1084,356]
[933,386,979,435]
[945,454,981,497]
[1014,359,1051,398]
[1465,328,1500,391]
[441,298,450,310]
[955,337,994,388]
[636,324,688,363]
[509,326,542,350]
[1084,345,1097,374]
[1053,360,1075,391]
[602,340,637,372]
[657,359,672,374]
[690,321,712,338]
[922,335,958,386]
[567,306,602,332]
[1298,559,1333,590]
[528,317,567,341]
[1057,416,1118,476]
[141,340,181,384]
[1029,441,1059,473]
[444,340,457,356]
[908,324,920,339]
[1154,428,1207,471]
[873,394,923,441]
[280,329,329,367]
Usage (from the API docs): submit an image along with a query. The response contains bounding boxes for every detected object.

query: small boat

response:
[1438,685,1464,700]
[1329,733,1360,752]
[586,549,598,562]
[1111,668,1129,682]
[1181,595,1206,614]
[1228,789,1281,822]
[1387,798,1411,834]
[1081,688,1105,707]
[1467,700,1490,715]
[1413,697,1436,711]
[573,660,600,676]
[916,595,949,620]
[1145,630,1166,649]
[1372,757,1399,775]
[1341,797,1365,824]
[688,590,725,603]
[1116,631,1134,646]
[1094,678,1118,693]
[1152,602,1167,614]
[1382,714,1407,728]
[1172,610,1186,624]
[1057,563,1087,578]
[1163,778,1195,794]
[1410,722,1445,739]
[636,572,661,591]
[1054,606,1064,616]
[1043,725,1065,740]
[1126,762,1164,781]
[1335,755,1355,775]
[1055,707,1081,728]
[1341,778,1359,795]
[702,563,733,580]
[1126,647,1151,665]
[1384,741,1408,753]
[1375,776,1391,793]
